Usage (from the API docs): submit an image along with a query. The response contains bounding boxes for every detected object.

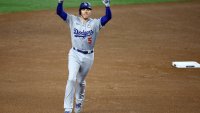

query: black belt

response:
[73,47,94,54]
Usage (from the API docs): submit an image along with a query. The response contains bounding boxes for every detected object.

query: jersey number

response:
[88,37,92,45]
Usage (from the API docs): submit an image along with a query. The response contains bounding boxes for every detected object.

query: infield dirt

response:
[0,1,200,113]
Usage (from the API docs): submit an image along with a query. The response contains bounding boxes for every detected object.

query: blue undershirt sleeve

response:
[100,7,112,26]
[56,2,67,21]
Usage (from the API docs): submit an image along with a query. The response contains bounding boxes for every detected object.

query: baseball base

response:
[172,61,200,68]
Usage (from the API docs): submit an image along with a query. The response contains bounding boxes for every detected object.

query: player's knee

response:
[67,78,76,83]
[66,79,76,87]
[68,74,77,82]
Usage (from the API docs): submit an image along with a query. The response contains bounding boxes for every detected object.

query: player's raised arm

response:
[101,0,112,26]
[57,0,67,21]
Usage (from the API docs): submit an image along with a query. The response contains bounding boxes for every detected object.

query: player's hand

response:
[102,0,110,7]
[58,0,64,3]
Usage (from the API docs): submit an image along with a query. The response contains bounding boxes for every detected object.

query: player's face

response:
[81,9,92,20]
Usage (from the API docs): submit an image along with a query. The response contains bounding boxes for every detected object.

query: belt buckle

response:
[87,50,92,54]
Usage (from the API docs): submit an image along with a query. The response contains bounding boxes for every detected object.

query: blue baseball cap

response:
[79,2,92,15]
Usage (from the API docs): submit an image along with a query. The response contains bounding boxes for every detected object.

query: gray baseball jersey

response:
[66,14,102,51]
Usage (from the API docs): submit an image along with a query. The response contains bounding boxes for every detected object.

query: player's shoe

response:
[74,103,82,113]
[64,111,71,113]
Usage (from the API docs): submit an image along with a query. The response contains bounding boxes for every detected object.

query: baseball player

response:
[56,0,112,113]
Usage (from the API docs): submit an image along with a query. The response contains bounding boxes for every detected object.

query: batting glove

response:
[58,0,64,3]
[102,0,110,7]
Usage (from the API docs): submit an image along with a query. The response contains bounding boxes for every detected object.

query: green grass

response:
[0,0,182,13]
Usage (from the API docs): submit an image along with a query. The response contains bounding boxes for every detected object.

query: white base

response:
[172,61,200,68]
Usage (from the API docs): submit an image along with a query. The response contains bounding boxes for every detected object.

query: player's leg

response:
[75,80,86,113]
[64,51,80,113]
[75,55,94,113]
